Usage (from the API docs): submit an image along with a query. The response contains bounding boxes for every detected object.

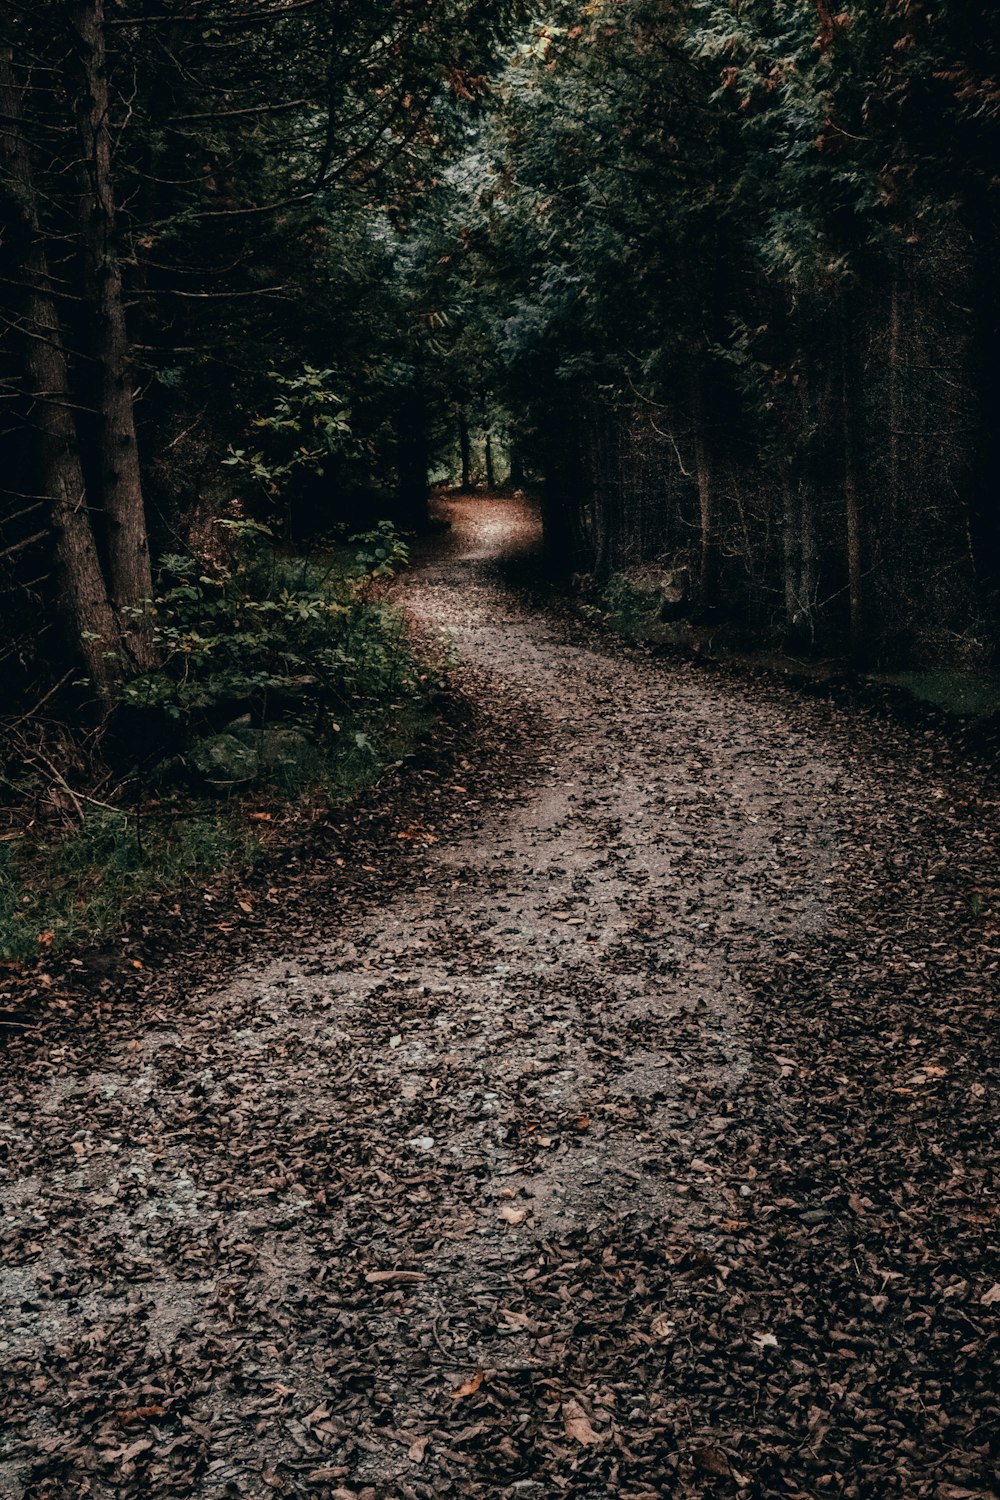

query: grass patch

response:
[869,670,1000,719]
[0,809,258,961]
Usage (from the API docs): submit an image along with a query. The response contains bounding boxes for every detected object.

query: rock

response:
[256,726,312,771]
[187,732,259,786]
[624,564,690,618]
[188,724,315,789]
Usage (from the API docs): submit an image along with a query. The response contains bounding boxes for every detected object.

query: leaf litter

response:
[0,496,997,1498]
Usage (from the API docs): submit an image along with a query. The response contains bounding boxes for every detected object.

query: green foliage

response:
[0,809,258,961]
[223,366,353,509]
[350,520,411,579]
[121,524,417,758]
[0,520,437,960]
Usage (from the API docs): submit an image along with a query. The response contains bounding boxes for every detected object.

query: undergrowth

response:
[0,520,442,961]
[589,570,701,649]
[0,810,257,961]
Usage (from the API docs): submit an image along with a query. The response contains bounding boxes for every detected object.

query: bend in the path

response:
[0,497,941,1500]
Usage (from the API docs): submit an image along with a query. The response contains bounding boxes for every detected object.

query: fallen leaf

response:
[117,1405,164,1426]
[118,1439,153,1463]
[364,1270,427,1286]
[500,1204,529,1225]
[980,1282,1000,1306]
[694,1445,732,1476]
[563,1399,602,1445]
[450,1369,485,1400]
[407,1434,429,1462]
[499,1308,533,1331]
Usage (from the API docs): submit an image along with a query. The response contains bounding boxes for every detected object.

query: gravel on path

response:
[1,497,997,1499]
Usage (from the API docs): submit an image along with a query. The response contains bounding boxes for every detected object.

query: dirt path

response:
[1,498,998,1499]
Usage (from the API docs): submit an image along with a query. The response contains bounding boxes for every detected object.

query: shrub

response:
[121,519,423,791]
[0,521,437,960]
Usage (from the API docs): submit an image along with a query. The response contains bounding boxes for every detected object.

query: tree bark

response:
[966,233,1000,606]
[691,372,720,610]
[782,469,799,632]
[541,394,586,575]
[0,43,120,699]
[799,476,818,646]
[458,412,471,490]
[71,0,155,665]
[887,252,905,537]
[590,404,615,578]
[484,429,496,490]
[395,385,429,529]
[840,310,866,663]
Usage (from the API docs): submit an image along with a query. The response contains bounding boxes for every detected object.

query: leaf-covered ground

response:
[1,498,998,1499]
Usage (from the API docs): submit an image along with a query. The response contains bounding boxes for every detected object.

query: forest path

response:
[2,498,997,1500]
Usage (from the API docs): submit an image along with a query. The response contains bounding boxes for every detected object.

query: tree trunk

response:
[966,233,1000,607]
[840,311,866,663]
[484,429,496,490]
[541,395,586,574]
[395,386,429,529]
[781,469,799,632]
[458,413,472,490]
[887,252,905,536]
[71,0,155,665]
[590,404,615,578]
[799,477,818,647]
[0,44,120,699]
[691,372,720,610]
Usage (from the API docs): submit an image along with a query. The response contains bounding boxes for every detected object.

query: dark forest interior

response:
[3,2,1000,711]
[2,8,1000,1498]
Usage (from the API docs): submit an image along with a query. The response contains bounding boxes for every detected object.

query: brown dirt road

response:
[1,497,997,1498]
